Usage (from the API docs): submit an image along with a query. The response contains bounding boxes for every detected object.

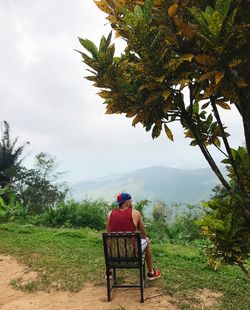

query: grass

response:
[0,223,104,291]
[0,223,249,309]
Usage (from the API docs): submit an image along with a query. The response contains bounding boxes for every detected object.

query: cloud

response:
[0,0,245,181]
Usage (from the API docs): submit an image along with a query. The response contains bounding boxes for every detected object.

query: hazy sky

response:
[1,0,245,182]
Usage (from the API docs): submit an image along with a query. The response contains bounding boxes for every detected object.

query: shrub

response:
[40,199,111,230]
[0,187,28,223]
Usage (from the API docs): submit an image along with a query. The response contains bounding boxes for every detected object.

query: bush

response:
[39,199,111,230]
[0,187,28,223]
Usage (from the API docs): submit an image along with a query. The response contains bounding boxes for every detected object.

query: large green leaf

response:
[78,38,98,59]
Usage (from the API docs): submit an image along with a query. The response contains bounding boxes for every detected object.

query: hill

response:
[70,166,222,205]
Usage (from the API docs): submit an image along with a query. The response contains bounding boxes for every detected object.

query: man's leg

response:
[141,239,161,279]
[144,241,153,273]
[144,241,161,280]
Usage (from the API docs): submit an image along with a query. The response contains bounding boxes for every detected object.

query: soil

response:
[0,254,222,310]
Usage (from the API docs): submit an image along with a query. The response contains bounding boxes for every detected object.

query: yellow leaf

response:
[180,54,194,62]
[216,100,231,110]
[179,79,190,90]
[154,0,165,5]
[198,71,216,82]
[164,124,174,141]
[98,90,111,99]
[154,76,165,83]
[173,16,194,39]
[132,114,142,126]
[235,78,248,88]
[131,111,149,126]
[144,95,160,105]
[215,71,224,84]
[184,130,194,138]
[106,16,117,23]
[214,126,223,136]
[229,58,242,68]
[213,137,221,147]
[195,54,217,66]
[163,102,171,113]
[105,105,117,114]
[162,90,171,100]
[94,0,112,14]
[115,31,121,38]
[203,86,214,98]
[115,0,126,10]
[126,110,137,118]
[139,82,159,92]
[168,4,178,17]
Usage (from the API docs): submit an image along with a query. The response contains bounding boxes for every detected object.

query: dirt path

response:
[0,254,179,310]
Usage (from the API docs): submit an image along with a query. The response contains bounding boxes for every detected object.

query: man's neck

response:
[119,205,129,211]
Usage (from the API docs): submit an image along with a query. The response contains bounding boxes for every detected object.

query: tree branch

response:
[210,97,244,192]
[177,92,231,191]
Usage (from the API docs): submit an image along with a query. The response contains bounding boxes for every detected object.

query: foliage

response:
[34,152,65,182]
[0,121,29,191]
[134,199,150,218]
[148,202,202,242]
[38,199,111,230]
[152,200,168,221]
[14,153,68,214]
[78,0,250,223]
[0,188,27,223]
[197,147,250,278]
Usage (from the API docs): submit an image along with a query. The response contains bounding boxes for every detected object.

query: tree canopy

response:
[0,121,29,188]
[78,0,250,222]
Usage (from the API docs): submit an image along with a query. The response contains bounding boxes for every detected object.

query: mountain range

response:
[70,166,222,205]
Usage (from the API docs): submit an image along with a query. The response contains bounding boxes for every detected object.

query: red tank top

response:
[108,207,136,232]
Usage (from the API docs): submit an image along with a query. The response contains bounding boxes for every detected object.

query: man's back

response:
[108,207,136,232]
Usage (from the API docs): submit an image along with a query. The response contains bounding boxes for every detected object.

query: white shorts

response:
[141,238,148,252]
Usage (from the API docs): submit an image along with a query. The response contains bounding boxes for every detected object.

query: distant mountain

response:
[70,166,222,205]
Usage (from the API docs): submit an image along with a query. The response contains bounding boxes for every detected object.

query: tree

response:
[0,121,29,205]
[152,201,168,222]
[15,153,68,214]
[0,121,29,186]
[77,0,250,223]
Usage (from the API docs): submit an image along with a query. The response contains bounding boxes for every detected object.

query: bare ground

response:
[0,254,222,310]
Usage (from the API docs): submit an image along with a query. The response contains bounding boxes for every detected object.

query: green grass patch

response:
[0,223,249,309]
[152,243,250,309]
[0,223,104,291]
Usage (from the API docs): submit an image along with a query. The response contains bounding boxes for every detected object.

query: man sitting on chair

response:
[106,192,161,280]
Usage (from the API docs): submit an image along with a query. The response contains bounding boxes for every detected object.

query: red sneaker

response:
[147,269,161,280]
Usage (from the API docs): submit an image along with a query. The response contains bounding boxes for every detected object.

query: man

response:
[107,192,161,280]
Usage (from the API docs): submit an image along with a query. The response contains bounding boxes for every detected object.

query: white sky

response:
[1,0,245,182]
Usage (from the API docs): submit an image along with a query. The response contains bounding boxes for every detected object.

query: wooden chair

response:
[102,231,146,303]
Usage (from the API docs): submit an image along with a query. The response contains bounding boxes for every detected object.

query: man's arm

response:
[132,209,147,238]
[138,214,147,239]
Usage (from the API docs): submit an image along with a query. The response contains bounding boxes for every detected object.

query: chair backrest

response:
[102,232,143,268]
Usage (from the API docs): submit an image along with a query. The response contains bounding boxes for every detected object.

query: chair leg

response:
[143,262,146,288]
[113,268,116,284]
[106,268,111,301]
[139,266,144,303]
